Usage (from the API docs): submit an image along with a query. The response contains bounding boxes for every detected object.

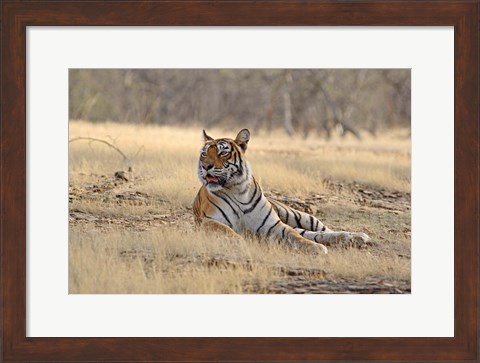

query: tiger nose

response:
[203,164,214,171]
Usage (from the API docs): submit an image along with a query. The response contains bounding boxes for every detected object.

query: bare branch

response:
[69,137,129,161]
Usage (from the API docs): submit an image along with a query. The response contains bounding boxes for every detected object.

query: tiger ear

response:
[203,130,213,142]
[235,129,250,152]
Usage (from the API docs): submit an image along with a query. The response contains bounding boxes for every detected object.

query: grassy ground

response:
[69,120,411,294]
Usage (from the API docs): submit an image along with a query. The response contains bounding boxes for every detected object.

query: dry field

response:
[69,120,411,294]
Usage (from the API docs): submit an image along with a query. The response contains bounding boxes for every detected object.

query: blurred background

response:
[69,69,410,139]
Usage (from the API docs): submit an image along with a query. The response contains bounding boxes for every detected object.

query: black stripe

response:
[237,149,243,165]
[294,211,302,228]
[244,190,263,214]
[314,234,320,242]
[231,168,249,194]
[271,203,280,218]
[219,188,244,205]
[300,229,306,236]
[246,181,259,204]
[213,192,239,218]
[281,227,286,239]
[285,207,290,224]
[266,220,280,237]
[256,207,273,233]
[230,181,258,206]
[275,204,284,218]
[314,218,319,231]
[232,151,237,165]
[206,196,233,228]
[309,215,314,231]
[237,156,243,175]
[226,151,240,172]
[321,225,326,232]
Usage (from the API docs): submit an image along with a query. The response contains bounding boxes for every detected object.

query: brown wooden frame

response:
[1,1,478,362]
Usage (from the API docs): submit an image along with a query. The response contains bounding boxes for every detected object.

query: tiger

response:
[193,129,370,254]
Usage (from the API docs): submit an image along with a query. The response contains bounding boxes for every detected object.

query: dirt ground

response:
[69,167,410,294]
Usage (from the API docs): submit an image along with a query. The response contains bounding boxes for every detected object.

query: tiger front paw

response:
[340,232,371,249]
[301,241,328,255]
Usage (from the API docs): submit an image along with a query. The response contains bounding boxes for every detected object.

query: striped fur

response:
[193,129,370,254]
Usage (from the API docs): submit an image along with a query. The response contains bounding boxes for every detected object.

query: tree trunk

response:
[318,83,361,140]
[282,71,295,136]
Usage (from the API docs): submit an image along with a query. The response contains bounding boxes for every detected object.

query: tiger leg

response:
[270,199,329,232]
[295,228,370,248]
[284,226,328,254]
[249,209,328,254]
[270,199,370,248]
[202,220,243,240]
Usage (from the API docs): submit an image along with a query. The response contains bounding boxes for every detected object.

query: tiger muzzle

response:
[205,174,226,186]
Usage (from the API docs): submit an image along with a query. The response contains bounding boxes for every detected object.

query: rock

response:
[114,166,134,181]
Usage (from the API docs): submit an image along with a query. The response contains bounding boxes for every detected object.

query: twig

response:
[69,137,129,161]
[133,145,145,159]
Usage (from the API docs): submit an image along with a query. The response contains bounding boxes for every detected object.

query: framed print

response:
[1,1,478,362]
[32,29,440,339]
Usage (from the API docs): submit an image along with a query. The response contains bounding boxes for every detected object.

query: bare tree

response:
[69,69,411,137]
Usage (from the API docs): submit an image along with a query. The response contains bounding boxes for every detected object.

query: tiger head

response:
[198,129,251,191]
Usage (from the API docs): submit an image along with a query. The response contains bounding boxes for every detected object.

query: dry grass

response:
[69,120,411,294]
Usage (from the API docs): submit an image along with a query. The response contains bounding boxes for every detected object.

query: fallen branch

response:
[69,137,129,161]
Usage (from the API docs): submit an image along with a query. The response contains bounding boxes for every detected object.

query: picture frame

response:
[1,1,478,362]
